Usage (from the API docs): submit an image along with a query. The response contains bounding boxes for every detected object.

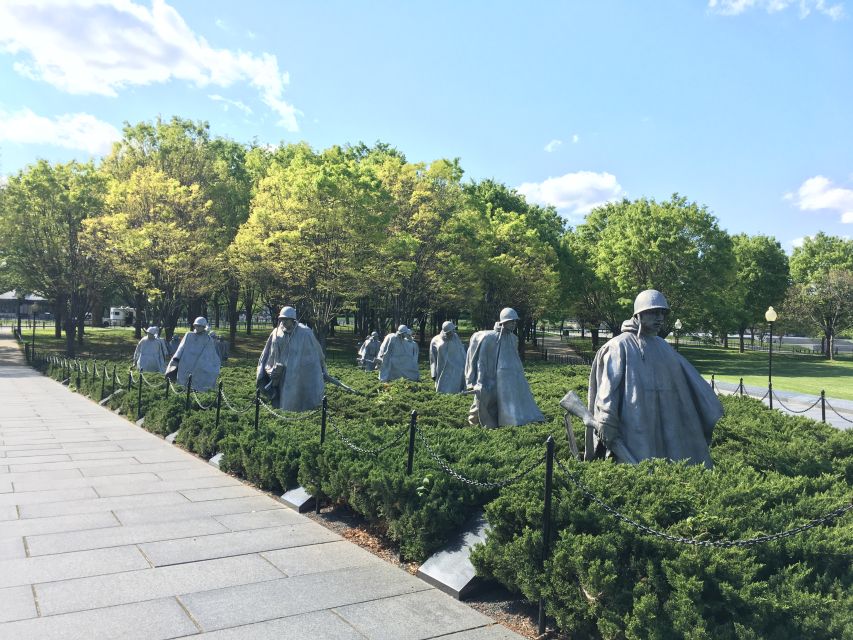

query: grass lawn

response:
[679,344,853,400]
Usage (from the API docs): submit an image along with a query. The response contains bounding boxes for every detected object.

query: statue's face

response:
[146,333,155,339]
[501,320,517,333]
[193,325,206,334]
[638,309,666,335]
[282,318,296,332]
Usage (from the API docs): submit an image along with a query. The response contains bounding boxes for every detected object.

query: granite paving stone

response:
[18,490,189,519]
[9,458,143,473]
[0,505,17,521]
[36,553,285,616]
[213,507,305,531]
[0,511,118,539]
[179,485,260,502]
[113,495,283,526]
[12,472,161,492]
[260,540,378,577]
[92,474,242,498]
[154,467,234,481]
[180,563,431,631]
[0,597,199,640]
[0,537,25,560]
[25,517,229,556]
[4,468,84,484]
[0,480,11,493]
[184,610,368,639]
[0,585,37,623]
[334,590,494,640]
[140,523,340,566]
[0,545,149,588]
[438,628,527,639]
[0,487,98,507]
[81,460,198,477]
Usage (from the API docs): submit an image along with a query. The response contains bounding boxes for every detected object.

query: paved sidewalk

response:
[0,330,522,640]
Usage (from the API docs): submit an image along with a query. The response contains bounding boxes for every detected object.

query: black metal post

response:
[164,375,170,402]
[769,382,773,409]
[406,410,417,475]
[768,321,773,390]
[100,363,106,400]
[77,362,82,389]
[538,435,555,636]
[112,366,117,396]
[254,388,260,431]
[320,396,328,445]
[185,374,193,413]
[215,381,223,431]
[24,343,29,362]
[127,371,132,394]
[821,390,826,423]
[136,370,143,420]
[739,377,744,396]
[711,374,715,392]
[91,360,96,384]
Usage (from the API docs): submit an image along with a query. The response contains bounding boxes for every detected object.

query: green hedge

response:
[35,354,852,638]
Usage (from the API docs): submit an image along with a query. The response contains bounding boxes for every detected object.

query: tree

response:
[0,160,107,355]
[783,269,853,360]
[572,195,735,335]
[789,232,853,283]
[728,234,790,352]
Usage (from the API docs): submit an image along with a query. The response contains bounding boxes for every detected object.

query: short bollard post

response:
[538,435,555,636]
[316,396,328,515]
[136,370,143,420]
[112,366,117,396]
[185,374,193,413]
[215,381,223,431]
[254,388,261,431]
[100,364,106,400]
[768,382,773,409]
[711,373,715,392]
[406,410,417,475]
[739,377,744,396]
[821,390,826,423]
[91,359,96,384]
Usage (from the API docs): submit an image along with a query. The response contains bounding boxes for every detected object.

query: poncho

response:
[169,332,221,392]
[588,321,723,468]
[133,336,169,373]
[429,332,466,393]
[377,333,419,381]
[467,330,544,428]
[257,323,327,412]
[357,336,380,371]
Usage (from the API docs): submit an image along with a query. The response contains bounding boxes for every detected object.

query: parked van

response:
[102,307,136,328]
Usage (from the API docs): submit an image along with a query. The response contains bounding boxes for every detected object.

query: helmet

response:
[278,306,297,320]
[371,331,379,337]
[498,307,519,324]
[633,290,670,316]
[397,324,408,334]
[441,321,456,333]
[192,317,208,328]
[146,326,159,335]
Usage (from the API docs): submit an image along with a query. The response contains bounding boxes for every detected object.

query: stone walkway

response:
[0,330,522,640]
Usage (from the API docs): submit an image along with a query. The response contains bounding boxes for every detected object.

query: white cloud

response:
[708,0,845,19]
[517,171,625,218]
[788,175,853,223]
[572,134,579,144]
[214,18,226,30]
[208,94,253,115]
[0,107,120,155]
[0,0,299,131]
[544,139,562,153]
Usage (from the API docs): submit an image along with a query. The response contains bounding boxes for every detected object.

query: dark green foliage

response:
[36,355,852,638]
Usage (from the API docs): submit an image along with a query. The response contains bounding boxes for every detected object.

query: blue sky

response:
[1,0,851,251]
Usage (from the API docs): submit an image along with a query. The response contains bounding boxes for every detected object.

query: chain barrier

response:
[257,397,321,422]
[192,390,215,410]
[327,412,411,456]
[770,392,822,414]
[757,389,769,402]
[128,368,138,384]
[415,425,546,488]
[554,455,851,548]
[168,379,182,395]
[220,388,255,414]
[139,371,162,388]
[824,399,853,424]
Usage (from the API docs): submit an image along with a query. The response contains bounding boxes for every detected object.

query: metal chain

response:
[415,425,546,488]
[824,399,853,423]
[128,368,138,384]
[220,388,255,414]
[327,413,410,456]
[771,392,822,414]
[554,455,852,548]
[192,390,214,410]
[140,371,161,388]
[258,397,321,422]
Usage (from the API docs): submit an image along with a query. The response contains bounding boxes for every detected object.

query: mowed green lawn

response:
[679,344,853,400]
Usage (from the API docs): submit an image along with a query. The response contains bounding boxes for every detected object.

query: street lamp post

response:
[674,319,683,351]
[765,306,777,409]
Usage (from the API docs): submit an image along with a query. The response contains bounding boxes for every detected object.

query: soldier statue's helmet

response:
[441,321,456,333]
[192,317,208,328]
[146,326,159,335]
[397,324,408,334]
[498,307,520,324]
[278,306,297,320]
[633,290,670,316]
[371,331,379,337]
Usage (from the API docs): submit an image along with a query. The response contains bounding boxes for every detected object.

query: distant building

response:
[0,291,48,318]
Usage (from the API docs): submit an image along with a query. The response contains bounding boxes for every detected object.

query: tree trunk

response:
[226,281,239,348]
[738,329,745,353]
[134,291,144,339]
[54,295,65,338]
[826,330,834,361]
[244,287,256,335]
[591,328,600,350]
[64,292,76,357]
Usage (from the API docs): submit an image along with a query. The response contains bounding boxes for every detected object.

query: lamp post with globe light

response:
[674,318,683,351]
[765,306,778,409]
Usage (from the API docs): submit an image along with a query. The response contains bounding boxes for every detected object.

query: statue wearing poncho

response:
[168,318,221,392]
[256,314,327,412]
[133,327,169,373]
[467,309,545,428]
[376,325,419,382]
[357,333,381,371]
[586,290,723,468]
[429,321,466,393]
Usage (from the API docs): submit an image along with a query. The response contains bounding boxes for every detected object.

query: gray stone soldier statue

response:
[429,321,466,393]
[133,326,169,373]
[583,289,723,467]
[357,331,381,371]
[166,317,221,391]
[466,308,545,428]
[376,324,419,382]
[256,306,328,412]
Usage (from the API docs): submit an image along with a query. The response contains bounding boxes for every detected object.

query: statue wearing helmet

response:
[165,317,221,391]
[256,306,328,412]
[375,324,419,382]
[357,331,381,371]
[465,308,544,428]
[133,326,169,374]
[429,321,466,393]
[582,290,723,468]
